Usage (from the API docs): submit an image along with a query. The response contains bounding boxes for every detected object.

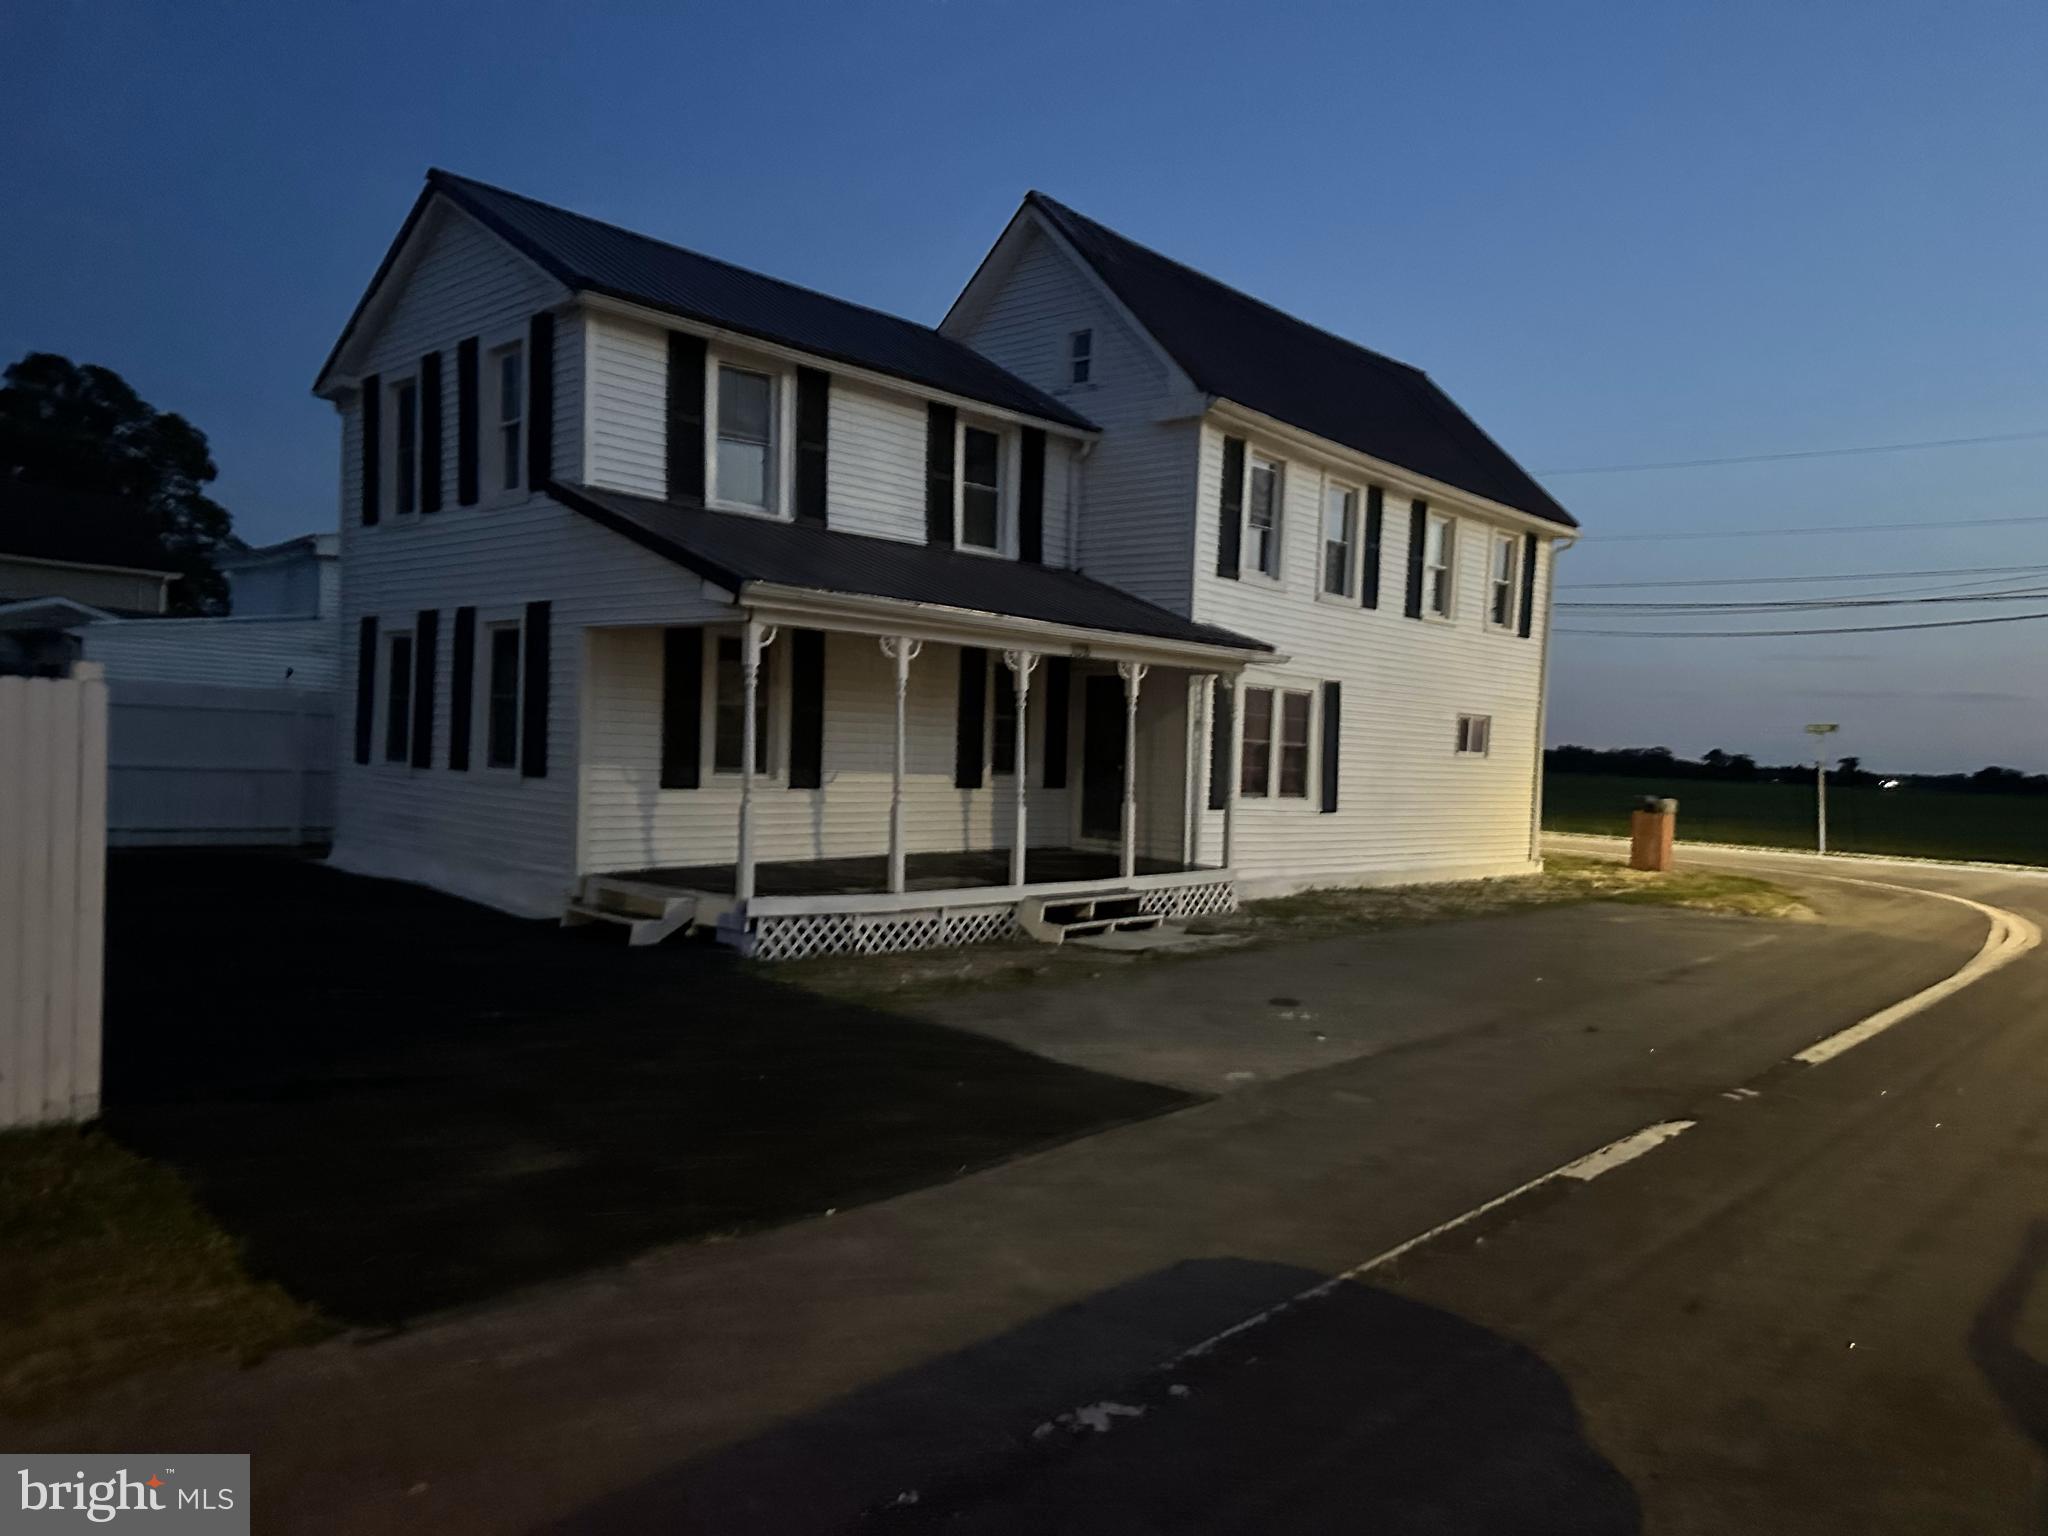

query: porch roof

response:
[550,481,1274,655]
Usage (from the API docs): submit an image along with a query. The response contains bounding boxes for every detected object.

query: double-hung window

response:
[1424,513,1455,618]
[1246,453,1282,579]
[1489,533,1519,629]
[1239,685,1314,799]
[713,634,771,775]
[486,623,521,769]
[714,365,775,511]
[1069,329,1093,385]
[392,379,419,516]
[384,632,413,762]
[1322,483,1358,596]
[1240,688,1273,797]
[1277,692,1311,797]
[991,664,1018,776]
[959,423,1003,551]
[495,343,524,493]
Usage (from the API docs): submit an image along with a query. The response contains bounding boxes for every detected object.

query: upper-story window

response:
[391,378,419,516]
[494,343,524,494]
[1321,482,1358,597]
[1069,329,1093,385]
[714,364,776,511]
[958,422,1004,552]
[1246,452,1283,579]
[1424,512,1456,618]
[1489,533,1520,628]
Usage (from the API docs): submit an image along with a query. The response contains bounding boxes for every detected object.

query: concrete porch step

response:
[563,880,697,947]
[1017,890,1165,946]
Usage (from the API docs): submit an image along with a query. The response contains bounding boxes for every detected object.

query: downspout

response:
[1529,532,1577,864]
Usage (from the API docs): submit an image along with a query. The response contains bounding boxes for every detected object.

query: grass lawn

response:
[0,1126,321,1419]
[777,853,1807,1008]
[1544,772,2048,866]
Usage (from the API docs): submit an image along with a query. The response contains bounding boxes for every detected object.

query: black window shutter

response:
[660,627,703,789]
[1404,499,1429,619]
[1041,656,1070,789]
[926,403,957,546]
[1361,486,1385,609]
[520,599,550,779]
[1319,681,1341,814]
[419,352,443,513]
[794,367,830,525]
[526,312,554,490]
[788,629,826,788]
[448,606,476,770]
[954,645,985,787]
[1216,436,1244,579]
[410,608,439,768]
[1208,683,1234,810]
[353,615,378,763]
[359,375,381,526]
[1019,427,1046,563]
[1518,532,1539,638]
[666,332,707,502]
[456,337,479,506]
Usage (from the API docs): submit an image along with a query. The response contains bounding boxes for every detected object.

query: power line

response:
[1539,428,2048,477]
[1590,513,2048,543]
[1560,561,2048,591]
[1559,609,2048,638]
[1559,587,2048,614]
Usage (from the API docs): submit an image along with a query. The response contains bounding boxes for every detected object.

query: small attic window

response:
[1069,329,1092,385]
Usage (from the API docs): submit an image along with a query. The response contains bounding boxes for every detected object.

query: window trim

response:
[706,628,782,780]
[483,617,523,771]
[1487,531,1520,631]
[704,349,796,520]
[1068,328,1093,386]
[1423,511,1457,620]
[383,629,414,764]
[1455,713,1493,757]
[953,416,1014,558]
[1317,477,1360,601]
[388,376,420,519]
[1238,450,1285,584]
[1237,683,1319,802]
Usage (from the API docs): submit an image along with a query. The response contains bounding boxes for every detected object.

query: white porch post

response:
[879,636,922,894]
[1222,671,1241,869]
[734,620,777,904]
[1002,650,1038,886]
[1117,660,1148,880]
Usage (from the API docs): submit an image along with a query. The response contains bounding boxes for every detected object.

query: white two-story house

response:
[313,171,1576,958]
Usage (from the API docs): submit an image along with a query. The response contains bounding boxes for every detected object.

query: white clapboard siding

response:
[106,681,335,847]
[0,664,107,1129]
[953,223,1198,603]
[79,616,340,689]
[1187,421,1551,890]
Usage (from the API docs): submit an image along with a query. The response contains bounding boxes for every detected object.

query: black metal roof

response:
[1024,193,1576,529]
[320,171,1094,433]
[0,483,178,574]
[550,482,1272,654]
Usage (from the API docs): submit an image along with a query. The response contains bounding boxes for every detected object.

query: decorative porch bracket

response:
[1116,660,1149,880]
[878,636,924,894]
[735,621,778,904]
[1001,649,1039,886]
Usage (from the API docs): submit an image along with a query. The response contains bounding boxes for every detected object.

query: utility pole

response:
[1806,723,1839,855]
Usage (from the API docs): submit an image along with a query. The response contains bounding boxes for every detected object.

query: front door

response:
[1080,675,1126,841]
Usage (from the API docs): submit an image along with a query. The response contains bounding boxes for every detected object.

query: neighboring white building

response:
[312,171,1577,956]
[218,533,341,619]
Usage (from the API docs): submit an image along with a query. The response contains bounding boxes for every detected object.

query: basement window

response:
[1456,714,1492,756]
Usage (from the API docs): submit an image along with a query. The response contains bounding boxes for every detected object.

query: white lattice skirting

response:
[1137,880,1238,920]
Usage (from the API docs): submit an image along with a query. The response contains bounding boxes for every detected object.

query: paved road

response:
[22,847,2041,1533]
[875,843,2048,1534]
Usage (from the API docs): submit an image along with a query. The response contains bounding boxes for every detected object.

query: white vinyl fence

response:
[107,681,335,846]
[1,663,108,1129]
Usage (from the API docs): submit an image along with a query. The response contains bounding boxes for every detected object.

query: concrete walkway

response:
[18,880,1983,1534]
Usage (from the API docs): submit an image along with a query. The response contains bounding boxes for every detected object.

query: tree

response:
[0,352,237,613]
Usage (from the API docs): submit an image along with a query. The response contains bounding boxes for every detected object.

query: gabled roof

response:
[319,171,1094,433]
[0,483,179,575]
[1019,193,1576,529]
[549,481,1271,655]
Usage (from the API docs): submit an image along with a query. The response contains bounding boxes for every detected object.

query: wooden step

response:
[1017,890,1160,946]
[561,890,697,947]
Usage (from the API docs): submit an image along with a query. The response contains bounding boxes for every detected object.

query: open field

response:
[1545,772,2048,866]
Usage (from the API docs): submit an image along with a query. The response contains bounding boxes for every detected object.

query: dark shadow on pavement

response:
[1971,1218,2048,1529]
[546,1258,1640,1535]
[97,852,1191,1327]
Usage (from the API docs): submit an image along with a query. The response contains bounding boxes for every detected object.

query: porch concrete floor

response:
[614,847,1209,897]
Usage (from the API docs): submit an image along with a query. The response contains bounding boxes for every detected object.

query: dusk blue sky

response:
[4,1,2042,771]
